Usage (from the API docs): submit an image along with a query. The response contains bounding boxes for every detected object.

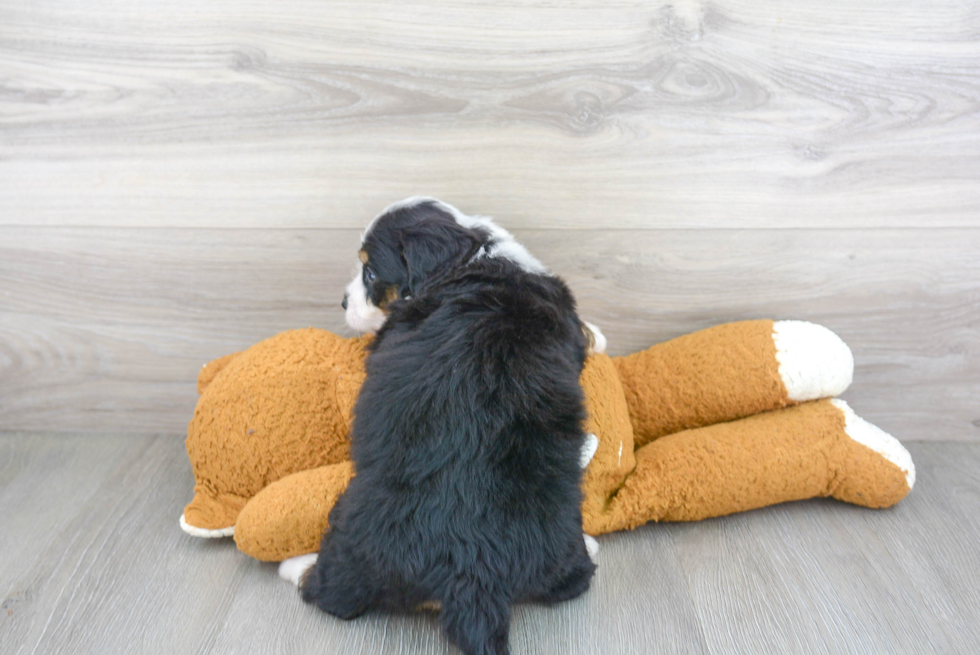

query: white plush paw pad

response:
[584,534,600,562]
[279,553,319,587]
[583,321,607,355]
[831,399,915,489]
[179,514,235,538]
[773,320,854,401]
[580,433,599,469]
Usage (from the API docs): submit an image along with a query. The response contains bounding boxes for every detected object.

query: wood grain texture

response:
[1,433,978,654]
[1,0,978,228]
[3,2,975,647]
[2,226,977,440]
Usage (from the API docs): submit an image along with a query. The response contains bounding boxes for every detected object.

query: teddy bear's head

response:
[182,329,371,532]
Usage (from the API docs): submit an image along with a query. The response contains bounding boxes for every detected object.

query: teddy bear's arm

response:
[236,439,609,564]
[582,399,914,535]
[233,462,356,562]
[612,320,853,447]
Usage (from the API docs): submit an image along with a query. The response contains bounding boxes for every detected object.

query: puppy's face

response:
[343,198,484,333]
[341,247,400,334]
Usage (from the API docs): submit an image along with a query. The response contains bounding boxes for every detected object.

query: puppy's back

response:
[324,259,594,654]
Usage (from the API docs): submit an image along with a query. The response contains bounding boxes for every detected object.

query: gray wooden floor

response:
[2,432,977,655]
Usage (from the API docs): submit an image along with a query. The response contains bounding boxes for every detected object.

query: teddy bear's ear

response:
[196,352,241,394]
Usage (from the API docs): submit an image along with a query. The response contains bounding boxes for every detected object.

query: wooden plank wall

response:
[1,0,978,440]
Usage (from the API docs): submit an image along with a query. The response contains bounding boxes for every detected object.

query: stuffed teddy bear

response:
[180,320,914,562]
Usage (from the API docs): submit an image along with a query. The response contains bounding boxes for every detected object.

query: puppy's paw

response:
[580,433,599,469]
[584,534,600,562]
[583,321,607,355]
[279,553,318,587]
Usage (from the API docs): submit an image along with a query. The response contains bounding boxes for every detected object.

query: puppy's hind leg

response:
[532,538,597,605]
[300,540,379,620]
[535,557,596,605]
[439,575,511,655]
[279,553,318,587]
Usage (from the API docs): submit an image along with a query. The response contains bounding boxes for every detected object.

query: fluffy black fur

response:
[302,204,596,655]
[360,201,490,307]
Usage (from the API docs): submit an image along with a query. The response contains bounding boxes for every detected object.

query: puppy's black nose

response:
[342,294,348,310]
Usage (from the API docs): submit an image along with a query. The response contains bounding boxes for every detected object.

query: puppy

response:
[300,197,597,655]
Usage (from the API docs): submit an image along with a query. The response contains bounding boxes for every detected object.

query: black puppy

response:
[300,198,596,655]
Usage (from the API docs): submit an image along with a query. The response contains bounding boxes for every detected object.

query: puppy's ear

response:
[400,221,484,296]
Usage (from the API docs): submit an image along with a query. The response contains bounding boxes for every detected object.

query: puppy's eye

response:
[366,268,377,282]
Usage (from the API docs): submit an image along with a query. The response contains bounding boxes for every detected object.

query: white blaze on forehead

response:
[344,262,387,333]
[364,196,547,274]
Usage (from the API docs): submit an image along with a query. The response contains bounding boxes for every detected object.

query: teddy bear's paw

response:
[584,534,600,562]
[831,399,915,489]
[179,513,235,538]
[279,553,318,587]
[583,321,607,355]
[773,321,853,401]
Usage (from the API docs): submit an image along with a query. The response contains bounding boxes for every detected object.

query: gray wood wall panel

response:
[1,1,978,229]
[2,226,977,440]
[1,0,978,439]
[2,433,978,654]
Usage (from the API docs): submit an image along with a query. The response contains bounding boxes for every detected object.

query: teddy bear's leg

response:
[773,320,855,401]
[179,513,235,538]
[612,320,853,446]
[826,399,915,503]
[583,399,914,535]
[180,487,247,536]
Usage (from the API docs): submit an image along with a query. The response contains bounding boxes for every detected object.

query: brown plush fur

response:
[183,330,370,530]
[181,320,913,562]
